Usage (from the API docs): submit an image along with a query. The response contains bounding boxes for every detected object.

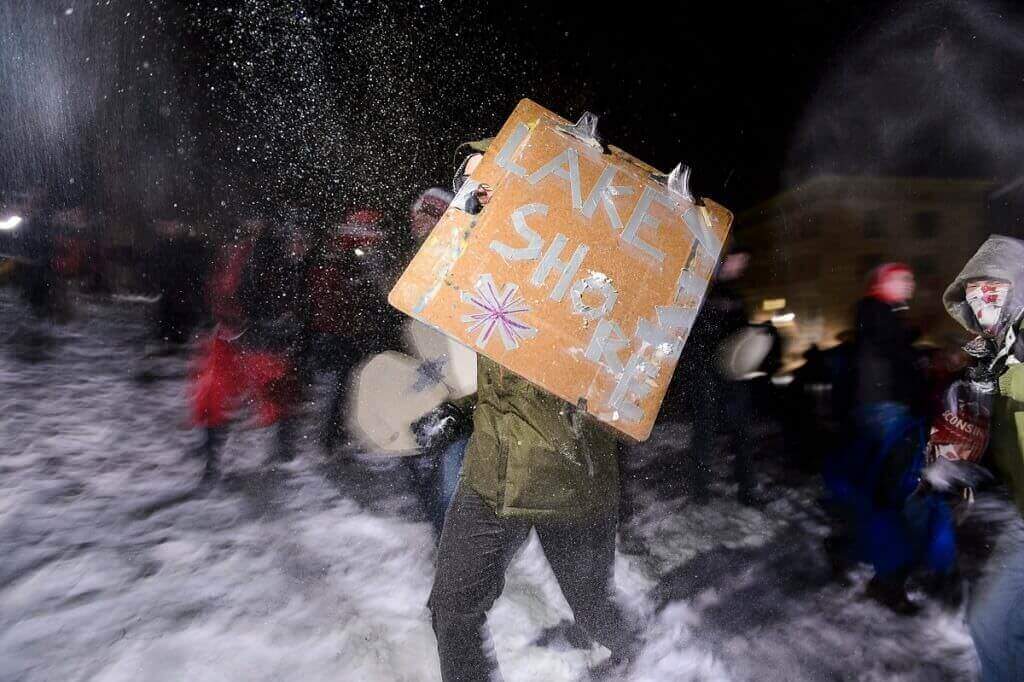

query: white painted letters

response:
[490,203,546,262]
[622,186,673,263]
[495,123,530,177]
[585,318,628,374]
[530,234,588,302]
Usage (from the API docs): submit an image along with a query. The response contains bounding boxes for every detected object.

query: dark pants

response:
[428,486,633,682]
[688,376,755,498]
[316,334,362,451]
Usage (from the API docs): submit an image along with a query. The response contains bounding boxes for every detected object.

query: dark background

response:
[2,0,1021,232]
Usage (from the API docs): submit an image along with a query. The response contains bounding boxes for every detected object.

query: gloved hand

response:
[412,401,472,450]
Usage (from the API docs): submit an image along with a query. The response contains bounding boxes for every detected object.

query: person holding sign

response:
[425,143,637,681]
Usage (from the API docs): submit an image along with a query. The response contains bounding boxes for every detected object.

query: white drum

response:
[403,319,477,398]
[347,351,451,454]
[718,326,773,381]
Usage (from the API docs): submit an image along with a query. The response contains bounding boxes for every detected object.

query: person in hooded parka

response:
[942,235,1024,682]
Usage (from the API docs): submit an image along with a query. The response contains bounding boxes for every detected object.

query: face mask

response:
[965,280,1009,335]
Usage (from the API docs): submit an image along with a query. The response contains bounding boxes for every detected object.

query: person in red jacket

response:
[190,219,302,479]
[305,208,392,453]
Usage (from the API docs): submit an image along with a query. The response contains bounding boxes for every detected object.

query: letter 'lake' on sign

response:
[388,99,732,441]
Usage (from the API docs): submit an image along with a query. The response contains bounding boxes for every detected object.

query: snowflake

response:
[461,275,537,351]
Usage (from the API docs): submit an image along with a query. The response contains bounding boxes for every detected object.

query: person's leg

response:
[535,513,635,663]
[273,415,296,462]
[432,438,468,532]
[724,380,756,500]
[686,379,718,500]
[863,506,919,615]
[322,336,357,452]
[199,426,227,480]
[969,542,1024,681]
[429,485,527,682]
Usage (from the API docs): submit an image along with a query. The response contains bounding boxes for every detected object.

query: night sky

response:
[2,0,1021,232]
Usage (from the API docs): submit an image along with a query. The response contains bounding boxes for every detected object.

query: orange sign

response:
[389,99,732,440]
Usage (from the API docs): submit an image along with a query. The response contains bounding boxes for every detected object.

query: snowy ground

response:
[0,291,1006,681]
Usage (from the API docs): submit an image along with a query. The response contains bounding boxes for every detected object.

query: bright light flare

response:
[0,216,23,231]
[771,312,796,325]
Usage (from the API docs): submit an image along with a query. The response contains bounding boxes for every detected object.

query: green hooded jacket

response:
[942,234,1024,514]
[461,357,619,520]
[452,137,620,520]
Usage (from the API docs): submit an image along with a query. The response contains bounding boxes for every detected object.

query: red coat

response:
[190,331,296,428]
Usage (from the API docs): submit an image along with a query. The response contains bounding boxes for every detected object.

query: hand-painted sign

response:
[389,99,732,440]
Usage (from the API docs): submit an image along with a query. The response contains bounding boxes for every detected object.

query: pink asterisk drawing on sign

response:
[461,274,538,351]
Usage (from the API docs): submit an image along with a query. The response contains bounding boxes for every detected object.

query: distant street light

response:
[0,215,23,231]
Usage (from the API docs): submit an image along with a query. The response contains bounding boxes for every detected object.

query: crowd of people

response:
[5,142,1024,681]
[163,205,430,478]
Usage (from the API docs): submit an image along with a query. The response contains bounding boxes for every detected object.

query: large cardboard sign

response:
[389,99,732,440]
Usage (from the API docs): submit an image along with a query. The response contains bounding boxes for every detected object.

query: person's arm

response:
[999,364,1024,402]
[457,153,493,210]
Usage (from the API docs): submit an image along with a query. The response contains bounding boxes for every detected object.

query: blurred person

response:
[677,244,764,505]
[149,220,209,350]
[826,329,859,424]
[855,263,924,418]
[823,263,955,614]
[409,187,454,242]
[6,210,70,362]
[190,220,302,480]
[17,213,66,321]
[940,235,1024,682]
[425,142,637,681]
[236,220,305,457]
[304,208,390,453]
[52,232,86,283]
[785,344,832,471]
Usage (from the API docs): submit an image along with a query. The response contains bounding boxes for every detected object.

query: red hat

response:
[336,208,385,248]
[345,208,383,227]
[410,187,454,240]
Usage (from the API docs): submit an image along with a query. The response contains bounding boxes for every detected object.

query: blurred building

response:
[736,175,994,362]
[988,176,1024,239]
